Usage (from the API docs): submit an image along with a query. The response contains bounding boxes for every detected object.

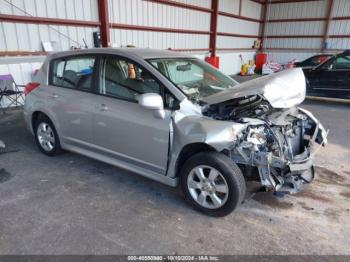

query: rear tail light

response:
[24,82,40,96]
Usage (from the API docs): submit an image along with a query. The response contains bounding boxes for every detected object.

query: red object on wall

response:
[205,56,220,68]
[255,53,267,70]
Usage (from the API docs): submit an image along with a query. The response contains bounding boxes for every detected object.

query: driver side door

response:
[92,55,175,175]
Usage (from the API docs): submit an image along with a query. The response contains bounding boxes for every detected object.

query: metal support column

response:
[209,0,219,57]
[98,0,110,47]
[322,0,334,52]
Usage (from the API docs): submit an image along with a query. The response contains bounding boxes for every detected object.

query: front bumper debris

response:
[231,108,328,194]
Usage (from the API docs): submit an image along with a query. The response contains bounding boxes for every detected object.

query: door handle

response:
[48,94,58,99]
[100,104,108,111]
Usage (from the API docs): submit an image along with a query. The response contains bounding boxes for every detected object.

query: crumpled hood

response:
[202,68,306,108]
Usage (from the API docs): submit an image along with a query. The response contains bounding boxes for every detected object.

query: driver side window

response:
[330,56,350,70]
[98,56,161,102]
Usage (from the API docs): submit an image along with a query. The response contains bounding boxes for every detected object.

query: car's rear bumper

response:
[23,105,34,136]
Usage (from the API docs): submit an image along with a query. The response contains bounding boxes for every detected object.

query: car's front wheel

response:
[180,152,246,217]
[34,115,61,156]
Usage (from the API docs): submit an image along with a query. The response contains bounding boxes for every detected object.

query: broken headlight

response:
[240,126,270,152]
[246,126,267,146]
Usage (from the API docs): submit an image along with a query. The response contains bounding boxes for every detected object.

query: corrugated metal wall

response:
[217,0,261,75]
[0,0,99,51]
[108,0,261,75]
[264,0,326,63]
[109,0,210,50]
[218,0,262,19]
[217,0,262,47]
[264,0,350,64]
[328,0,350,49]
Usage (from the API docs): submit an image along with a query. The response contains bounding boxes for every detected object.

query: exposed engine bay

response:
[202,95,328,194]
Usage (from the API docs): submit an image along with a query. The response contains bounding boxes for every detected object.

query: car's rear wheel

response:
[180,152,246,217]
[34,115,61,156]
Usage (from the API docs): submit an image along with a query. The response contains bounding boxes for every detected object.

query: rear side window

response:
[50,56,95,91]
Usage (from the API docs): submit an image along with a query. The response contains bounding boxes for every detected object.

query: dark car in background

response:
[295,54,333,69]
[303,51,350,100]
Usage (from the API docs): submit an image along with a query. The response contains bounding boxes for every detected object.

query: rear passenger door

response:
[48,55,97,147]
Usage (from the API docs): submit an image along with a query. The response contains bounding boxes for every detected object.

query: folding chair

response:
[0,74,25,114]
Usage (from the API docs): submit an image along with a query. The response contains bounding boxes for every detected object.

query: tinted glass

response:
[50,56,95,91]
[333,56,350,70]
[301,55,332,67]
[99,56,161,102]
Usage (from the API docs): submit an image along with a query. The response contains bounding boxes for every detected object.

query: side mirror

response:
[138,93,163,110]
[138,93,165,119]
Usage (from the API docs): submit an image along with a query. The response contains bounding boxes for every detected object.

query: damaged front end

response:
[233,107,327,194]
[201,69,328,194]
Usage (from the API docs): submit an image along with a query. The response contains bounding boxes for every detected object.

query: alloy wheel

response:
[187,165,229,209]
[37,122,55,152]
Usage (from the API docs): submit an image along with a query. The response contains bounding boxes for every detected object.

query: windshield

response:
[148,58,239,102]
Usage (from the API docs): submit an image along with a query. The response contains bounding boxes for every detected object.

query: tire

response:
[34,114,62,156]
[180,152,246,217]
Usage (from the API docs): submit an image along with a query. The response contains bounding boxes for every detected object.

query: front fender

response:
[174,116,246,151]
[166,114,246,178]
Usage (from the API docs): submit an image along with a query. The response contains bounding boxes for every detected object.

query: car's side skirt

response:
[63,143,179,187]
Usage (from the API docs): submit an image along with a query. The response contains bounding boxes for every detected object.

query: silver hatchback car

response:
[24,48,327,216]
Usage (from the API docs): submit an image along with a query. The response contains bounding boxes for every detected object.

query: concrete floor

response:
[0,99,350,255]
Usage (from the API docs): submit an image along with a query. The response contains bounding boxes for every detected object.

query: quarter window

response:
[50,56,95,91]
[99,56,161,102]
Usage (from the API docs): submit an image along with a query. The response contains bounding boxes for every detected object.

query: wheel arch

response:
[175,142,218,178]
[31,111,60,138]
[32,110,62,156]
[31,111,50,132]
